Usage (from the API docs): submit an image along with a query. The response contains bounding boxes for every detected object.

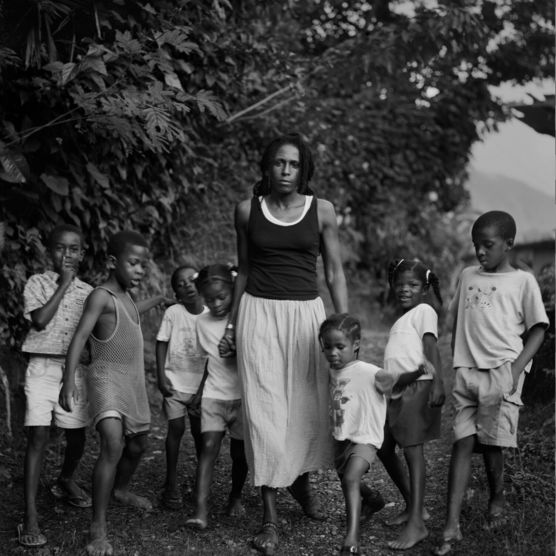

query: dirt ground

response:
[0,330,553,555]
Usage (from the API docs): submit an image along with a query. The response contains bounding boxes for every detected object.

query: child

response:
[60,230,170,556]
[434,211,548,556]
[19,224,92,548]
[319,313,393,555]
[377,258,445,551]
[185,264,248,530]
[156,262,208,510]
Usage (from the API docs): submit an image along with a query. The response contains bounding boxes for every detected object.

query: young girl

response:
[156,262,208,510]
[378,258,445,551]
[319,313,393,555]
[185,264,248,530]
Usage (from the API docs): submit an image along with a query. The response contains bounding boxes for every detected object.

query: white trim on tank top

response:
[259,195,313,226]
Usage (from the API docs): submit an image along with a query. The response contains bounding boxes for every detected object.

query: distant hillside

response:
[465,167,555,243]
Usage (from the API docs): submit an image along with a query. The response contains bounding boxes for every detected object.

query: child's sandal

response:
[252,521,279,555]
[340,546,360,554]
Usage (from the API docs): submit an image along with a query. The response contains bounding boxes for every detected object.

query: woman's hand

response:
[218,330,236,358]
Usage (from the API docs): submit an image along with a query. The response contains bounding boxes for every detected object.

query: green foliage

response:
[0,0,553,347]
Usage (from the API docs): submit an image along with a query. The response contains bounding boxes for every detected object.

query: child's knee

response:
[27,426,50,449]
[101,435,125,461]
[126,434,149,458]
[168,416,186,434]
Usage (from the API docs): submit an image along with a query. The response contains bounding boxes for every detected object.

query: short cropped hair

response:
[254,133,315,196]
[107,231,148,257]
[472,211,516,241]
[48,224,84,249]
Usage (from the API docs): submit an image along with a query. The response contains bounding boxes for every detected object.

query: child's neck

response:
[181,299,203,315]
[482,258,514,273]
[104,275,127,294]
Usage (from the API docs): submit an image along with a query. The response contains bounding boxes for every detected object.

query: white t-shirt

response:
[384,303,438,390]
[196,313,241,400]
[156,304,208,394]
[329,360,388,448]
[450,266,549,370]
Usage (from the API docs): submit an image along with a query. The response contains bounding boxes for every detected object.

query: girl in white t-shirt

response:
[379,258,445,551]
[185,264,247,531]
[319,313,393,555]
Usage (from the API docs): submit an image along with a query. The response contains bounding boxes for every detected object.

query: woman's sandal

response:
[252,521,279,555]
[287,485,327,521]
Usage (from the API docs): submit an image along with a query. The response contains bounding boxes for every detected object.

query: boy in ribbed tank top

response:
[60,230,169,556]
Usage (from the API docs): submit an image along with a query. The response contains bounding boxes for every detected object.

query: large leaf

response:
[40,173,69,195]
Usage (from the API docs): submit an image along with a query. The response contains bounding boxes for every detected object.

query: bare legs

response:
[187,432,247,528]
[23,426,87,544]
[87,418,150,556]
[339,456,370,550]
[163,413,201,507]
[387,445,429,549]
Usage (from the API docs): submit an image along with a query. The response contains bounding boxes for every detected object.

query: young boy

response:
[156,263,208,510]
[19,224,92,548]
[60,230,169,556]
[434,211,548,555]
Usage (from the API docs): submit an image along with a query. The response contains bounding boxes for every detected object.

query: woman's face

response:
[268,144,301,194]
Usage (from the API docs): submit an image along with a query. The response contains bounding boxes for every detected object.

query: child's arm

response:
[29,265,76,330]
[59,289,106,411]
[394,368,426,389]
[510,323,546,394]
[423,332,445,407]
[136,294,174,314]
[155,340,173,397]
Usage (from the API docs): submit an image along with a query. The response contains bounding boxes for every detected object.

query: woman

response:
[221,133,348,554]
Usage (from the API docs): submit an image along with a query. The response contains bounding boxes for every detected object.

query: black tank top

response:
[246,196,320,300]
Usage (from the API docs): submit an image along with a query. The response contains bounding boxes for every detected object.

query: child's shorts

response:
[163,389,200,421]
[387,380,441,447]
[452,362,524,448]
[24,356,89,429]
[93,410,150,437]
[334,439,376,475]
[201,397,243,440]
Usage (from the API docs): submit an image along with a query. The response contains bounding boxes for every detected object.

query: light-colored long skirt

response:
[236,292,333,487]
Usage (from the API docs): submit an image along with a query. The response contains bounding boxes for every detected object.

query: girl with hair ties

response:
[219,133,348,554]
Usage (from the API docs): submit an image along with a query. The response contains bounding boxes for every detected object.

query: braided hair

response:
[319,313,361,348]
[253,133,315,196]
[387,258,443,305]
[193,263,237,294]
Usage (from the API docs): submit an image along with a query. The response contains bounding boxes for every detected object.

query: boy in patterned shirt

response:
[19,224,92,548]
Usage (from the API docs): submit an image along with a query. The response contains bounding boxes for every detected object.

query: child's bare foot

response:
[252,521,278,555]
[86,523,113,556]
[224,496,245,517]
[432,525,462,556]
[385,506,430,526]
[387,521,428,550]
[185,507,208,530]
[484,502,507,530]
[52,477,92,508]
[112,489,152,510]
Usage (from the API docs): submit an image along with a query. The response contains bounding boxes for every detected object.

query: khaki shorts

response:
[452,362,524,448]
[201,398,243,440]
[163,389,200,421]
[24,356,89,429]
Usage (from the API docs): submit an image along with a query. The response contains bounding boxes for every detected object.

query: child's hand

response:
[509,362,523,395]
[419,359,436,377]
[161,296,176,308]
[429,378,445,407]
[60,256,77,285]
[59,381,77,412]
[157,377,173,397]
